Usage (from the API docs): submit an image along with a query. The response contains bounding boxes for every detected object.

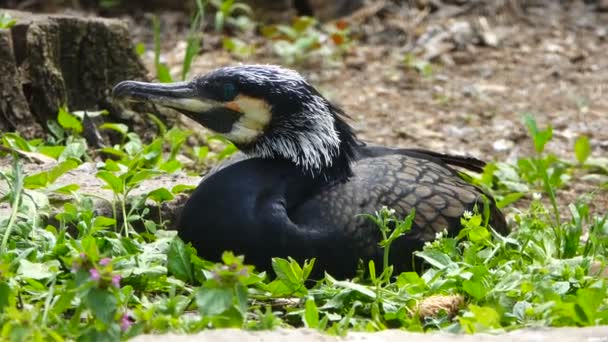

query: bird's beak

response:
[112,80,217,112]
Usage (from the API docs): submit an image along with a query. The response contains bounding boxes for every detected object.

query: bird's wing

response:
[290,153,508,275]
[352,145,508,235]
[355,143,487,173]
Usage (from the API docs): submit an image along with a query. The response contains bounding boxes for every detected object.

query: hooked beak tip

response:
[112,81,145,100]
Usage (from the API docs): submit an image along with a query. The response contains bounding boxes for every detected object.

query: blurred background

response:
[1,0,607,207]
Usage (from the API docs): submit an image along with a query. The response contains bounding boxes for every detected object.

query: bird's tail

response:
[401,148,487,173]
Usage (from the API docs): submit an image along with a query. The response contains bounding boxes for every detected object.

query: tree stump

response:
[2,1,364,22]
[0,10,167,139]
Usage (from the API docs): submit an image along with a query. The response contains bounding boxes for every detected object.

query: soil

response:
[125,1,608,217]
[1,2,605,220]
[1,3,606,339]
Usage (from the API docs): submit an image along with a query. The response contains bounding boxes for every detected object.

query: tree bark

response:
[0,10,167,139]
[0,28,42,138]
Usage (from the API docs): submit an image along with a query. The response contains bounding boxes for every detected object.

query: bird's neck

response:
[241,106,360,183]
[314,116,358,183]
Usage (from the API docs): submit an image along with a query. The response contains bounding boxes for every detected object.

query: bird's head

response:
[113,65,358,180]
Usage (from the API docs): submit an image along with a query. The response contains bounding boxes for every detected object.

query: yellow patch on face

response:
[224,101,242,112]
[222,95,272,144]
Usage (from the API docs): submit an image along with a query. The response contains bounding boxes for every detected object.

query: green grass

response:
[0,109,606,341]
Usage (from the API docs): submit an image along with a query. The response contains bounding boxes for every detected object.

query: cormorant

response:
[112,65,508,278]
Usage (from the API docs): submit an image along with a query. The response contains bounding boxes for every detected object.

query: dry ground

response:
[131,1,607,215]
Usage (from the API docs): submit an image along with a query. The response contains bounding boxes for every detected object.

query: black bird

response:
[112,65,508,278]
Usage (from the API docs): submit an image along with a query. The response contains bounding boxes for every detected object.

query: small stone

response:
[492,139,515,152]
[481,31,499,47]
[478,17,499,47]
[544,42,563,53]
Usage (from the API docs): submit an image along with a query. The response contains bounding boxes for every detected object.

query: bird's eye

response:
[222,83,237,101]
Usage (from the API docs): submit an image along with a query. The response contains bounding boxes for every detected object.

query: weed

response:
[209,0,253,33]
[0,109,606,340]
[152,15,173,83]
[150,0,251,82]
[182,0,206,81]
[403,53,434,78]
[261,17,353,65]
[223,37,256,59]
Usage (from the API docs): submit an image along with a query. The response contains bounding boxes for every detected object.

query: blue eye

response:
[223,83,236,100]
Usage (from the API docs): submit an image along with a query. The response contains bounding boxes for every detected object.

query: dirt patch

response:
[132,1,607,217]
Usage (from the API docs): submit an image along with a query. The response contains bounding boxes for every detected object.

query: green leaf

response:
[59,139,87,161]
[272,258,301,286]
[223,37,236,50]
[293,16,315,32]
[397,272,424,286]
[159,159,182,173]
[552,281,570,295]
[574,136,591,164]
[23,159,79,189]
[463,279,486,300]
[57,107,83,133]
[217,143,238,160]
[103,159,122,172]
[574,287,604,325]
[0,282,11,313]
[182,31,200,80]
[50,183,80,194]
[167,237,194,283]
[147,113,168,136]
[301,258,315,281]
[53,291,76,316]
[471,305,501,328]
[333,281,376,299]
[37,145,65,159]
[468,225,490,243]
[124,133,144,156]
[196,287,233,316]
[135,42,146,56]
[85,288,117,325]
[0,13,17,29]
[414,249,454,270]
[234,283,248,315]
[167,127,190,147]
[81,235,100,261]
[172,184,196,194]
[304,297,319,328]
[127,170,160,187]
[214,11,225,32]
[2,132,33,151]
[96,171,123,194]
[93,216,116,228]
[523,114,552,153]
[142,138,163,162]
[100,147,127,159]
[99,123,129,136]
[18,259,59,280]
[47,119,65,141]
[157,64,173,83]
[496,192,525,209]
[148,187,174,203]
[196,146,209,160]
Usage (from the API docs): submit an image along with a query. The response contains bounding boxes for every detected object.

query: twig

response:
[342,0,389,24]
